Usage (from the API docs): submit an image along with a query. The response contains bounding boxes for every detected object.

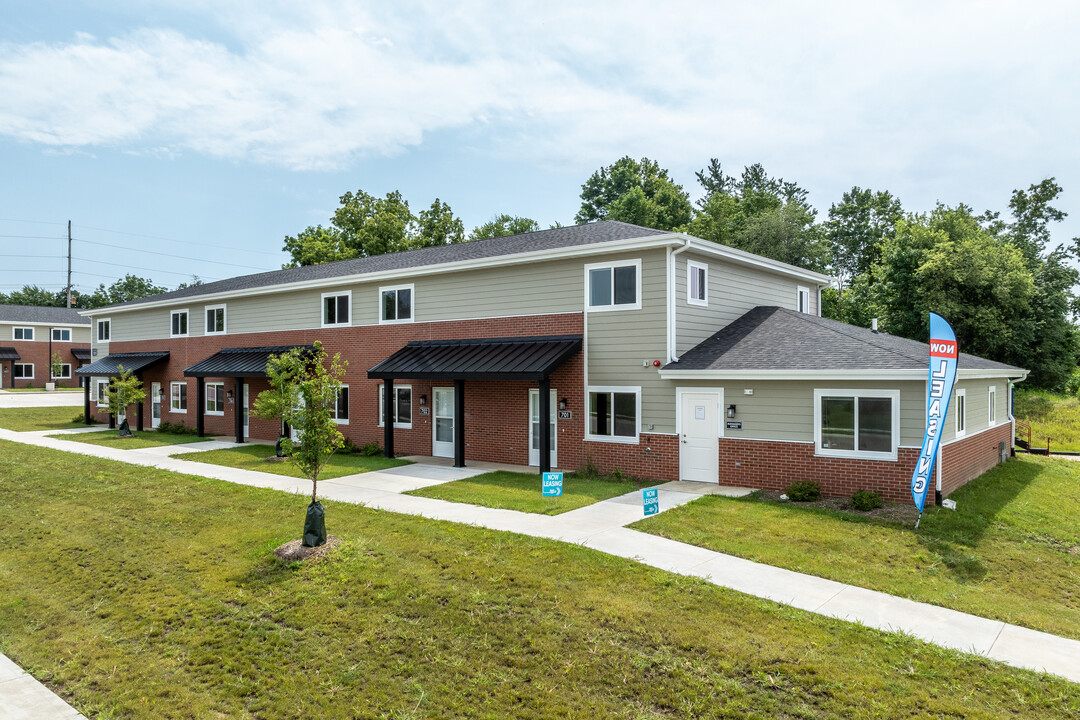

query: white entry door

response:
[528,389,557,467]
[432,387,454,458]
[680,392,720,483]
[151,382,162,428]
[243,384,249,437]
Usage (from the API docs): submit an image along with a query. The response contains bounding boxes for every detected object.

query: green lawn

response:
[1014,388,1080,451]
[175,443,410,479]
[408,470,663,515]
[0,441,1077,718]
[633,455,1080,641]
[49,429,218,450]
[0,406,92,432]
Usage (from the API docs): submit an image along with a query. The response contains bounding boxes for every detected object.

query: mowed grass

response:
[0,406,92,432]
[48,429,219,449]
[633,455,1080,640]
[1,441,1078,719]
[1015,388,1080,451]
[175,443,410,479]
[407,470,663,515]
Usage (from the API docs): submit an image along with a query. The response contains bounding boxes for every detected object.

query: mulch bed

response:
[752,490,921,524]
[274,536,342,563]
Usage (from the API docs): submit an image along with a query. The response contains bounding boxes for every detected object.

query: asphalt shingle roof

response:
[0,305,91,325]
[667,306,1025,373]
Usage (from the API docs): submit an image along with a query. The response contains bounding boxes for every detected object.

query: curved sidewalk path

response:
[0,427,1076,717]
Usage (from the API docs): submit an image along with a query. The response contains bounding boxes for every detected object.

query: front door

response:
[151,382,162,428]
[432,387,454,458]
[243,384,250,437]
[529,389,557,467]
[680,392,720,483]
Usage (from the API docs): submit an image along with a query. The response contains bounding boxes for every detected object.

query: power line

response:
[73,256,221,281]
[72,237,275,271]
[76,222,284,257]
[0,218,68,226]
[0,234,67,240]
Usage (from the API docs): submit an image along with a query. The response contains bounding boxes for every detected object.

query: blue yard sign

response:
[643,488,659,516]
[911,312,958,525]
[542,471,563,497]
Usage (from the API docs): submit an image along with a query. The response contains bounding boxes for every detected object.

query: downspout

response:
[667,235,693,363]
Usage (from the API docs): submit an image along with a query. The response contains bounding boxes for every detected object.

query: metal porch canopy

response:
[71,348,92,362]
[75,351,169,376]
[368,335,582,474]
[0,348,20,361]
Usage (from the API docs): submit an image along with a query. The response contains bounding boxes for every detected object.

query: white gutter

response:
[658,368,1029,381]
[666,236,693,363]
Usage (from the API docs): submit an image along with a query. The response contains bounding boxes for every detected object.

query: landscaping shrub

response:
[785,480,821,502]
[609,467,625,482]
[579,458,600,479]
[158,421,198,435]
[851,489,884,511]
[338,437,361,455]
[71,412,85,424]
[360,442,382,457]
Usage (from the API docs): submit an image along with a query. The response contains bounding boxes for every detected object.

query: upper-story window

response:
[205,305,226,335]
[322,291,351,327]
[13,327,33,341]
[797,286,811,314]
[51,328,71,342]
[586,259,641,311]
[380,284,414,324]
[97,319,111,341]
[171,309,189,337]
[687,260,708,307]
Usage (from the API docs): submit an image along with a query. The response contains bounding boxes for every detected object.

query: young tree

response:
[50,352,64,383]
[575,156,693,230]
[253,350,304,448]
[107,365,146,434]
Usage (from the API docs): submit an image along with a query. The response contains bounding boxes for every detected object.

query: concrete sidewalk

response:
[0,426,1078,715]
[0,653,84,719]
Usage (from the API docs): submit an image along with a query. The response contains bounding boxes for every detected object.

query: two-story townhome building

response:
[76,221,1025,502]
[0,305,91,389]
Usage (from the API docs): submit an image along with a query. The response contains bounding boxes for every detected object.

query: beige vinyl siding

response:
[675,251,820,355]
[1,323,89,343]
[585,250,671,433]
[941,378,1004,444]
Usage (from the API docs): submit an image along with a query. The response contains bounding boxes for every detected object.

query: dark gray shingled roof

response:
[667,307,1024,373]
[369,335,583,381]
[98,221,665,311]
[0,304,91,325]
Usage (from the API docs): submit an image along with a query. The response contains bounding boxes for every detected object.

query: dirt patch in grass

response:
[274,536,342,563]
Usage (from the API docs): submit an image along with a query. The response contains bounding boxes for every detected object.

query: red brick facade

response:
[2,341,88,389]
[940,423,1012,496]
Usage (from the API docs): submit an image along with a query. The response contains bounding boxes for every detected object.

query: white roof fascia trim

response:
[680,235,834,284]
[658,368,1027,381]
[0,319,91,327]
[79,233,683,317]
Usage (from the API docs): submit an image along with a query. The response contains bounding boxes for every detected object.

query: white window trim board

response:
[321,290,352,328]
[205,382,225,416]
[14,363,34,379]
[812,388,900,462]
[797,286,811,314]
[955,387,967,437]
[584,385,641,444]
[377,383,413,429]
[583,258,643,312]
[204,304,227,335]
[12,327,33,341]
[988,385,997,427]
[687,260,708,307]
[378,283,416,325]
[97,318,111,342]
[170,309,190,338]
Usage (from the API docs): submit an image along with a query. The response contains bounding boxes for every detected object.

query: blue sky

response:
[2,1,1078,295]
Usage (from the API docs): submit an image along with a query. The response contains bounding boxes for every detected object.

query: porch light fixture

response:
[226,389,234,402]
[559,397,568,410]
[419,394,427,405]
[726,404,736,418]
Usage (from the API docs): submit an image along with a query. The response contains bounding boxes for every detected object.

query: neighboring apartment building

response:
[0,305,91,389]
[76,221,1025,502]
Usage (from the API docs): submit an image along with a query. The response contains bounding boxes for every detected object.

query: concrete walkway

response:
[0,653,84,719]
[0,426,1076,719]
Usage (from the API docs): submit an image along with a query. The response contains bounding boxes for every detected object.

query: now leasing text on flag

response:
[911,313,958,515]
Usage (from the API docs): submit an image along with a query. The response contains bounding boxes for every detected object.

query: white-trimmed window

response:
[52,363,72,379]
[13,327,33,341]
[97,319,111,342]
[205,305,226,335]
[988,386,997,427]
[585,259,641,311]
[13,363,33,379]
[171,382,187,413]
[333,385,350,425]
[797,286,811,314]
[51,328,71,342]
[586,386,640,443]
[814,389,899,461]
[206,383,225,415]
[170,309,189,337]
[955,388,966,437]
[378,384,412,428]
[322,291,351,327]
[95,379,109,407]
[687,260,708,306]
[380,284,414,324]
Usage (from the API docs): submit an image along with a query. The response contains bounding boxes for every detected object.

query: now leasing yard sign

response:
[911,312,958,525]
[542,472,563,497]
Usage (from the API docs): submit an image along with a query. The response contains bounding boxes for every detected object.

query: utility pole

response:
[66,220,72,308]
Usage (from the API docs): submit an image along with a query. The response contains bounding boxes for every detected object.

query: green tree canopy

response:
[826,186,904,285]
[107,365,147,432]
[575,156,692,231]
[469,214,541,240]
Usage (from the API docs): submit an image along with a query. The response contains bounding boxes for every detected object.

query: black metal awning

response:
[368,335,582,381]
[0,347,19,361]
[71,348,92,362]
[184,345,315,378]
[76,351,170,376]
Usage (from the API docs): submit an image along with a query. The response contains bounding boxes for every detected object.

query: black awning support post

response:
[454,379,465,468]
[234,377,244,443]
[135,373,144,432]
[383,378,394,458]
[83,380,91,425]
[196,377,205,437]
[539,377,551,474]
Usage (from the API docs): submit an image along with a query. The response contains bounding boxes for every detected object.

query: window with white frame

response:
[988,386,997,426]
[171,382,187,412]
[587,387,640,442]
[586,259,641,311]
[797,286,811,314]
[13,363,33,379]
[380,284,414,323]
[97,319,110,341]
[13,327,33,341]
[955,388,966,437]
[814,389,899,460]
[687,260,708,306]
[205,305,226,335]
[205,383,225,415]
[170,310,189,337]
[322,291,351,326]
[333,385,350,424]
[52,363,72,379]
[51,328,71,342]
[378,384,412,428]
[95,379,109,407]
